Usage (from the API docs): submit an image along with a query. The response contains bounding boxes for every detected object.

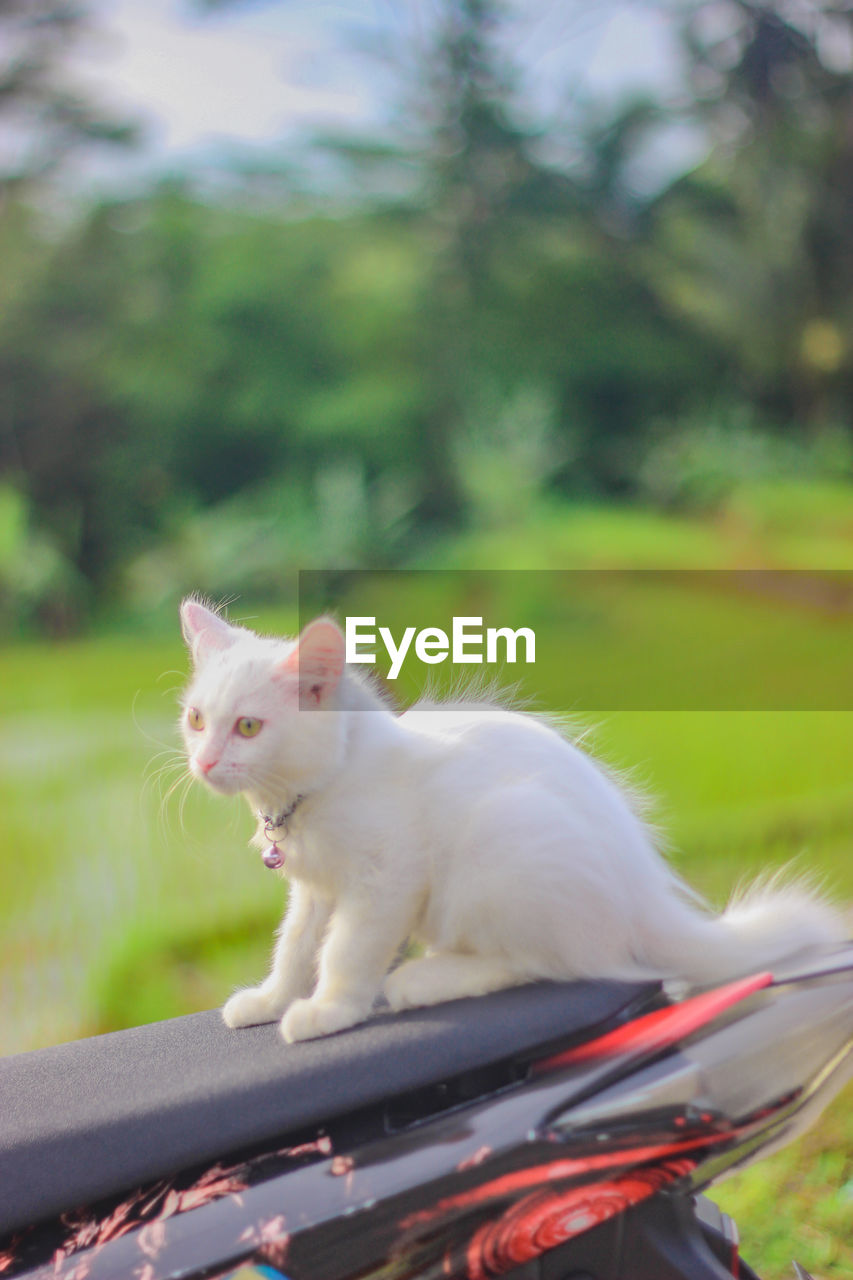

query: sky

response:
[68,0,691,192]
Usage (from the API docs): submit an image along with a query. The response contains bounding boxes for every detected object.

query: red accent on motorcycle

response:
[533,972,774,1074]
[465,1159,696,1278]
[400,1136,727,1235]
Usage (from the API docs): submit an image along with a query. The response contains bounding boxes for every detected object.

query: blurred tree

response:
[194,0,723,504]
[0,0,139,199]
[408,0,548,526]
[520,91,726,493]
[652,0,853,430]
[306,0,564,526]
[6,0,853,633]
[0,0,141,628]
[400,4,723,498]
[0,201,153,626]
[330,1,704,503]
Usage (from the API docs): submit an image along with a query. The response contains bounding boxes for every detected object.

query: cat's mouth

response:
[192,762,243,796]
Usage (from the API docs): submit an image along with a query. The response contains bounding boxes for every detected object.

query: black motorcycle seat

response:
[0,978,655,1239]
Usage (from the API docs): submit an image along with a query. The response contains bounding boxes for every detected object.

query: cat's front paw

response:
[223,986,286,1029]
[280,995,366,1043]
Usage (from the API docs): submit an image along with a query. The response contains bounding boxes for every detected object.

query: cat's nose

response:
[199,758,219,774]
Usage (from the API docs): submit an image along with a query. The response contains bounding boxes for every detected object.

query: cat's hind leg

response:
[384,953,525,1012]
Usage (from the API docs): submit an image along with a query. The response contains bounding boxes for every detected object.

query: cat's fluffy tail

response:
[641,873,848,986]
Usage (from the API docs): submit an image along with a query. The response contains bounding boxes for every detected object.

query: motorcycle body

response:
[1,945,852,1280]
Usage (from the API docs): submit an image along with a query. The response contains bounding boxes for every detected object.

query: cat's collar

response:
[259,794,305,835]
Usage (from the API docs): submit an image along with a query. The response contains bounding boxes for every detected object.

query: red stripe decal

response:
[400,1133,730,1232]
[533,971,773,1074]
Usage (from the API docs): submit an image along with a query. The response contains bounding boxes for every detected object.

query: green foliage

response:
[637,408,852,511]
[714,1085,853,1280]
[1,2,851,631]
[0,481,87,633]
[91,909,282,1033]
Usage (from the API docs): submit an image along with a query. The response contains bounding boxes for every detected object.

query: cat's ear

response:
[180,599,240,665]
[278,617,345,707]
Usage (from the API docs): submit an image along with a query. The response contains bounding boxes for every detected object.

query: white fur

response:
[179,602,847,1043]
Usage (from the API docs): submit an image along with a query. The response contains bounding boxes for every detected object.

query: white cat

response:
[179,599,845,1043]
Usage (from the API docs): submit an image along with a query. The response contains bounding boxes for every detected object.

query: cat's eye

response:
[236,716,262,738]
[186,707,205,732]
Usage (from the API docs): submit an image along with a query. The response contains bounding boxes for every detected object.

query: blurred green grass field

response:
[1,503,852,1278]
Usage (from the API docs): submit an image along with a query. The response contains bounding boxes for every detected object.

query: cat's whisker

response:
[142,762,175,828]
[130,689,182,754]
[158,680,187,700]
[160,766,191,822]
[154,759,187,799]
[143,748,184,785]
[136,706,189,839]
[156,767,191,845]
[157,668,189,686]
[176,772,195,837]
[143,753,185,808]
[152,774,176,837]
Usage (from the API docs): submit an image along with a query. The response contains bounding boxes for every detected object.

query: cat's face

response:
[179,601,346,802]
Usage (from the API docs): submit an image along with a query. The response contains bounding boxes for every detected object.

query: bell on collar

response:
[262,843,284,870]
